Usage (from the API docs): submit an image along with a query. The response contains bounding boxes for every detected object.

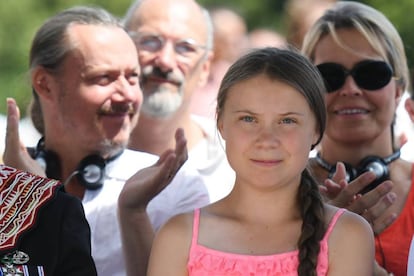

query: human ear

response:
[31,66,55,101]
[394,83,404,107]
[197,51,213,88]
[217,117,226,141]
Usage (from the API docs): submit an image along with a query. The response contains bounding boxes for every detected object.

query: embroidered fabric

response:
[187,208,345,275]
[0,165,60,250]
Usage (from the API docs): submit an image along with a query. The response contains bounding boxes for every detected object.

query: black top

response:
[0,185,97,275]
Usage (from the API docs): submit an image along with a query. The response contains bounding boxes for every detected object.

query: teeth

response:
[336,109,367,115]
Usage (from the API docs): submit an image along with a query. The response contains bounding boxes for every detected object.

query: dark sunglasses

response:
[316,60,393,93]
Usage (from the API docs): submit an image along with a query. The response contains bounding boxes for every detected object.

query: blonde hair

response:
[302,1,409,92]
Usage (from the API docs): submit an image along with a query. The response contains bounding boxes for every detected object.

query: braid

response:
[297,168,326,276]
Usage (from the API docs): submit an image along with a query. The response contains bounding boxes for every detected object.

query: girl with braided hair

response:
[147,47,374,275]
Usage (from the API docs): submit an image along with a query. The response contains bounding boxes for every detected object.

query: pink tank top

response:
[187,208,345,275]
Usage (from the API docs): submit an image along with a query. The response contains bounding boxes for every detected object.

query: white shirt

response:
[188,115,235,203]
[395,92,414,162]
[408,235,414,275]
[82,149,209,276]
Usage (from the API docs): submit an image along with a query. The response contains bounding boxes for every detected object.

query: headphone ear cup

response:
[358,156,388,180]
[76,155,106,190]
[32,138,106,190]
[32,137,62,180]
[357,156,389,194]
[35,149,62,180]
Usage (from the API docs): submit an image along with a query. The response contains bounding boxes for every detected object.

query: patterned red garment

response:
[0,165,61,251]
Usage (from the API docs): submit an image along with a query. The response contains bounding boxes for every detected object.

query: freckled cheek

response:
[285,141,312,166]
[283,129,313,146]
[224,130,252,152]
[224,141,247,171]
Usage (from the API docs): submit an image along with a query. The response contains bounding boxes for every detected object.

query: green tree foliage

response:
[0,0,131,116]
[362,0,414,87]
[0,0,411,116]
[199,0,286,31]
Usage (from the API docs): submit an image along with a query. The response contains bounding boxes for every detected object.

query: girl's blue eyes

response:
[281,118,296,124]
[240,116,296,124]
[241,116,255,122]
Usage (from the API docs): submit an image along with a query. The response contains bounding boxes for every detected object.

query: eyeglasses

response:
[129,32,207,61]
[316,60,393,93]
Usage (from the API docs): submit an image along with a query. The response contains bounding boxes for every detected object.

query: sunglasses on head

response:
[316,60,393,93]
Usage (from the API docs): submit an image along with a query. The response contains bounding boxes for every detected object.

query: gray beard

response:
[99,138,127,157]
[141,87,184,118]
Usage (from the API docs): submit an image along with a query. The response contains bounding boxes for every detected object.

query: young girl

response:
[147,47,374,275]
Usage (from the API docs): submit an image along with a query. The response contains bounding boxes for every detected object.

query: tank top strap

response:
[324,208,346,238]
[191,209,201,247]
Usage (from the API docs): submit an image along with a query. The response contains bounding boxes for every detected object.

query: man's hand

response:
[118,128,188,212]
[3,98,45,177]
[117,128,188,276]
[320,162,397,234]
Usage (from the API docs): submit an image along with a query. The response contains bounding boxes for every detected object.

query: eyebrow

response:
[80,65,140,79]
[129,31,206,47]
[82,64,139,72]
[279,111,306,116]
[233,110,306,116]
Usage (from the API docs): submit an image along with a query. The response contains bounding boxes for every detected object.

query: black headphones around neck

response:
[314,150,400,194]
[30,137,121,190]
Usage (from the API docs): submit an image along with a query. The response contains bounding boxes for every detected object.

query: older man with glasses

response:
[123,0,235,208]
[119,0,236,274]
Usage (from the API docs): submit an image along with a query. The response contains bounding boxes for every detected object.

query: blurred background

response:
[0,0,413,116]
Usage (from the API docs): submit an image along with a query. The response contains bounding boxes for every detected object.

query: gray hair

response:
[123,0,214,52]
[202,7,214,52]
[30,5,122,134]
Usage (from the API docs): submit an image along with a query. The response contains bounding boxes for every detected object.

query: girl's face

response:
[313,28,402,146]
[218,74,319,190]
